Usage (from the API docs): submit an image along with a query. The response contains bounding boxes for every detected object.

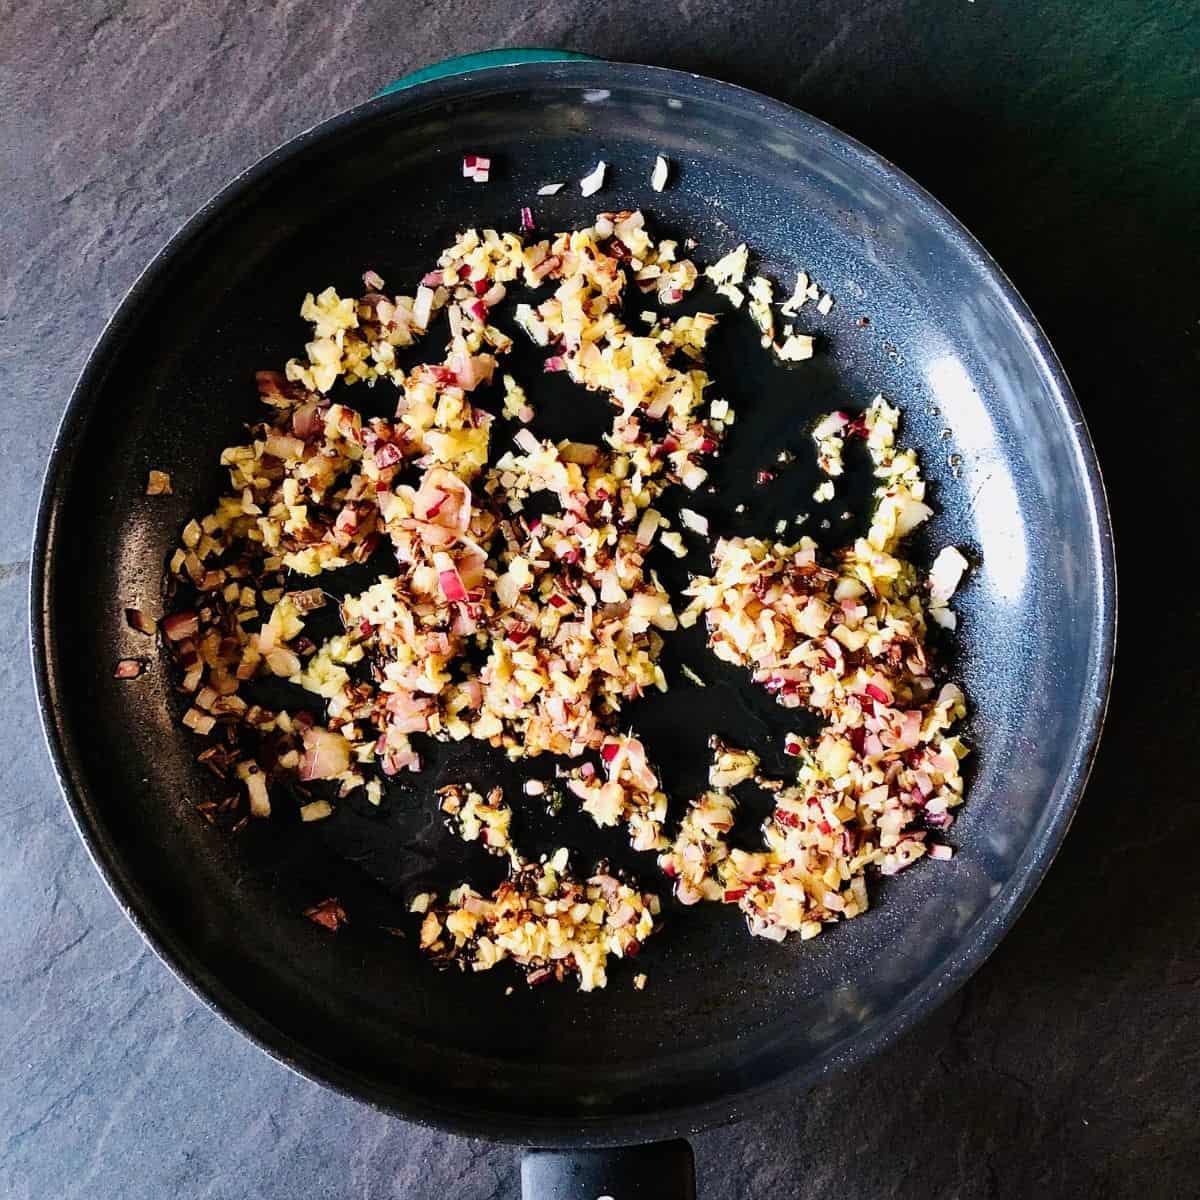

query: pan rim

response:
[29,58,1116,1147]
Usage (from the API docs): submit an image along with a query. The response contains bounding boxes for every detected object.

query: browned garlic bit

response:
[145,469,173,496]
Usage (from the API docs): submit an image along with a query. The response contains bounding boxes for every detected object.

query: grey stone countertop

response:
[2,2,1197,1197]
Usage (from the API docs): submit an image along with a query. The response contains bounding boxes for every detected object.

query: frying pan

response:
[31,52,1115,1198]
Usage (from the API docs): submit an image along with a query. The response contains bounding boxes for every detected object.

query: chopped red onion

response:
[439,567,468,603]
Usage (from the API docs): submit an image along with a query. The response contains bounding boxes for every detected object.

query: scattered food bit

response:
[680,664,707,688]
[775,332,815,362]
[679,508,709,537]
[462,155,491,183]
[704,243,748,306]
[299,799,334,822]
[237,761,271,818]
[748,275,774,345]
[811,410,849,477]
[708,738,759,790]
[536,182,565,196]
[813,479,835,503]
[633,972,647,990]
[439,784,513,856]
[113,658,145,679]
[660,530,687,558]
[779,271,811,315]
[779,268,829,316]
[145,470,172,496]
[520,206,535,231]
[734,503,746,514]
[124,607,156,635]
[363,268,386,291]
[579,160,607,196]
[418,848,659,991]
[500,374,533,422]
[927,546,970,630]
[304,897,348,932]
[181,707,215,734]
[650,155,670,192]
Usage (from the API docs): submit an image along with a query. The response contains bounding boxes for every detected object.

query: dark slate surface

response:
[1,2,1196,1196]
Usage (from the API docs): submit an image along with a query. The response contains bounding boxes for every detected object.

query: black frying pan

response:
[31,57,1115,1197]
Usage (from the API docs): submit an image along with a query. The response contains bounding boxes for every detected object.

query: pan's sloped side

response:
[31,62,1114,1146]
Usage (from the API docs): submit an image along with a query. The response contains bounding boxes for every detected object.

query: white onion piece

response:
[579,160,606,196]
[413,285,434,330]
[929,546,969,602]
[513,428,541,455]
[650,155,670,191]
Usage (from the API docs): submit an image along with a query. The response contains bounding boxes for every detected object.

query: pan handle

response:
[376,48,600,98]
[520,1140,696,1200]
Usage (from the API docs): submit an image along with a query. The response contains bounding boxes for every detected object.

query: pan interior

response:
[37,66,1111,1139]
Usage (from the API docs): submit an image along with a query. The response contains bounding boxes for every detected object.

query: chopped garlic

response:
[748,275,775,344]
[776,333,815,362]
[779,271,810,315]
[146,469,172,496]
[660,530,688,558]
[705,244,749,307]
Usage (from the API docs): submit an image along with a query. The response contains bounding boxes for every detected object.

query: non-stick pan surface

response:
[32,62,1114,1146]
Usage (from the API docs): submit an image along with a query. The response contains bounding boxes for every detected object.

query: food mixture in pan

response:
[133,160,970,992]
